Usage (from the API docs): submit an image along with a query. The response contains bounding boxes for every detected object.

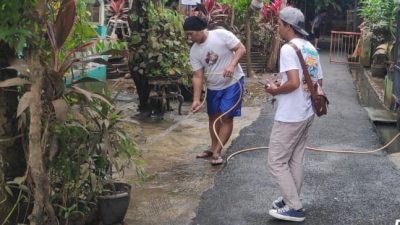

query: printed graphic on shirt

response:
[300,45,319,94]
[205,51,219,65]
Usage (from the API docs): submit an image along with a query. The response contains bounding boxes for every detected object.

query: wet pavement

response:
[109,77,270,225]
[111,50,400,225]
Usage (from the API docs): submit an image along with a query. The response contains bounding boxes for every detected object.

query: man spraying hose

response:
[183,16,246,166]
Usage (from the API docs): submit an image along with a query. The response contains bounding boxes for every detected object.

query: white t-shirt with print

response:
[189,29,245,90]
[275,38,323,122]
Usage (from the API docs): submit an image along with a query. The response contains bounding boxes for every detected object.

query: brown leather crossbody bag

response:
[288,42,329,117]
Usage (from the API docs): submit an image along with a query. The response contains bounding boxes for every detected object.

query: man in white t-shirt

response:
[183,16,246,166]
[263,6,323,222]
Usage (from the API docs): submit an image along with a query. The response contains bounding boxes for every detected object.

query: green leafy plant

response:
[129,2,190,78]
[232,0,252,22]
[62,0,99,53]
[128,1,192,112]
[0,0,141,224]
[93,39,128,56]
[359,0,396,45]
[49,89,143,224]
[1,178,32,225]
[0,0,34,53]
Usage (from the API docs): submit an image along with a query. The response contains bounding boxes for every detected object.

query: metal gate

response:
[329,31,361,64]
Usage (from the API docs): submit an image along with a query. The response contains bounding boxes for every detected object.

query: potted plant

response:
[371,42,393,78]
[94,126,140,225]
[50,85,145,224]
[0,0,143,224]
[97,181,132,225]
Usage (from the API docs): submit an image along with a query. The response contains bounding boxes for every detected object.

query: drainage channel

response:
[373,122,400,154]
[350,66,400,154]
[363,107,400,154]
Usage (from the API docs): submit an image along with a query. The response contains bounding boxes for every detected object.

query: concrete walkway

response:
[191,51,400,225]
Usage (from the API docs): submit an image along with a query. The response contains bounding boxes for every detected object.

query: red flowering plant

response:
[106,0,128,19]
[194,0,231,29]
[261,0,281,24]
[252,0,282,55]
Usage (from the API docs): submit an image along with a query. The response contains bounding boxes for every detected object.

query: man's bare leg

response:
[209,115,234,164]
[209,114,222,155]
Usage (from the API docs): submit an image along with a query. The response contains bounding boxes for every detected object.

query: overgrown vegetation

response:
[49,90,143,224]
[359,0,396,45]
[128,1,191,112]
[129,2,190,78]
[0,0,143,224]
[0,0,34,53]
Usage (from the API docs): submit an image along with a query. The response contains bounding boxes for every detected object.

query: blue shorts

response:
[206,77,244,117]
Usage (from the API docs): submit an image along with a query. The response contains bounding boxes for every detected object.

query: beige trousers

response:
[267,115,314,210]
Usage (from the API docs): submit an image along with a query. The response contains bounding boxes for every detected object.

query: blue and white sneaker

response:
[269,205,305,222]
[271,197,285,209]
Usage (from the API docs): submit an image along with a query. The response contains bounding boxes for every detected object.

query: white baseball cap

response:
[279,6,309,36]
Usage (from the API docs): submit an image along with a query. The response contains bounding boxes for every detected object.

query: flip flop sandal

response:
[196,150,213,158]
[210,156,224,166]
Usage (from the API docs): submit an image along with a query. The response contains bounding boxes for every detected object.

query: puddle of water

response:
[114,90,136,102]
[122,106,261,225]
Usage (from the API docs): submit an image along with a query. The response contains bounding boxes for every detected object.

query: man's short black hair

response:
[183,16,208,31]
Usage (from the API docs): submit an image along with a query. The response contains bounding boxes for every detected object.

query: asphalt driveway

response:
[191,52,400,225]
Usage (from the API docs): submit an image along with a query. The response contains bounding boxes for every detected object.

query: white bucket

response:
[250,0,263,10]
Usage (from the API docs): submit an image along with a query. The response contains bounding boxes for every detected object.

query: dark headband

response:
[183,16,208,31]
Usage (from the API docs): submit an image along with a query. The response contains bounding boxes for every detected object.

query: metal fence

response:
[329,31,361,65]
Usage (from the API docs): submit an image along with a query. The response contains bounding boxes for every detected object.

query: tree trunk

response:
[266,34,280,72]
[230,0,236,28]
[266,0,287,72]
[27,55,57,225]
[245,8,253,77]
[27,58,45,224]
[27,1,57,224]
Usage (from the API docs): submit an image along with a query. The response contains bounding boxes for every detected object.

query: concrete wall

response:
[350,66,385,110]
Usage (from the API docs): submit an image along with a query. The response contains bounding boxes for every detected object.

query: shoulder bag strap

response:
[287,42,317,99]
